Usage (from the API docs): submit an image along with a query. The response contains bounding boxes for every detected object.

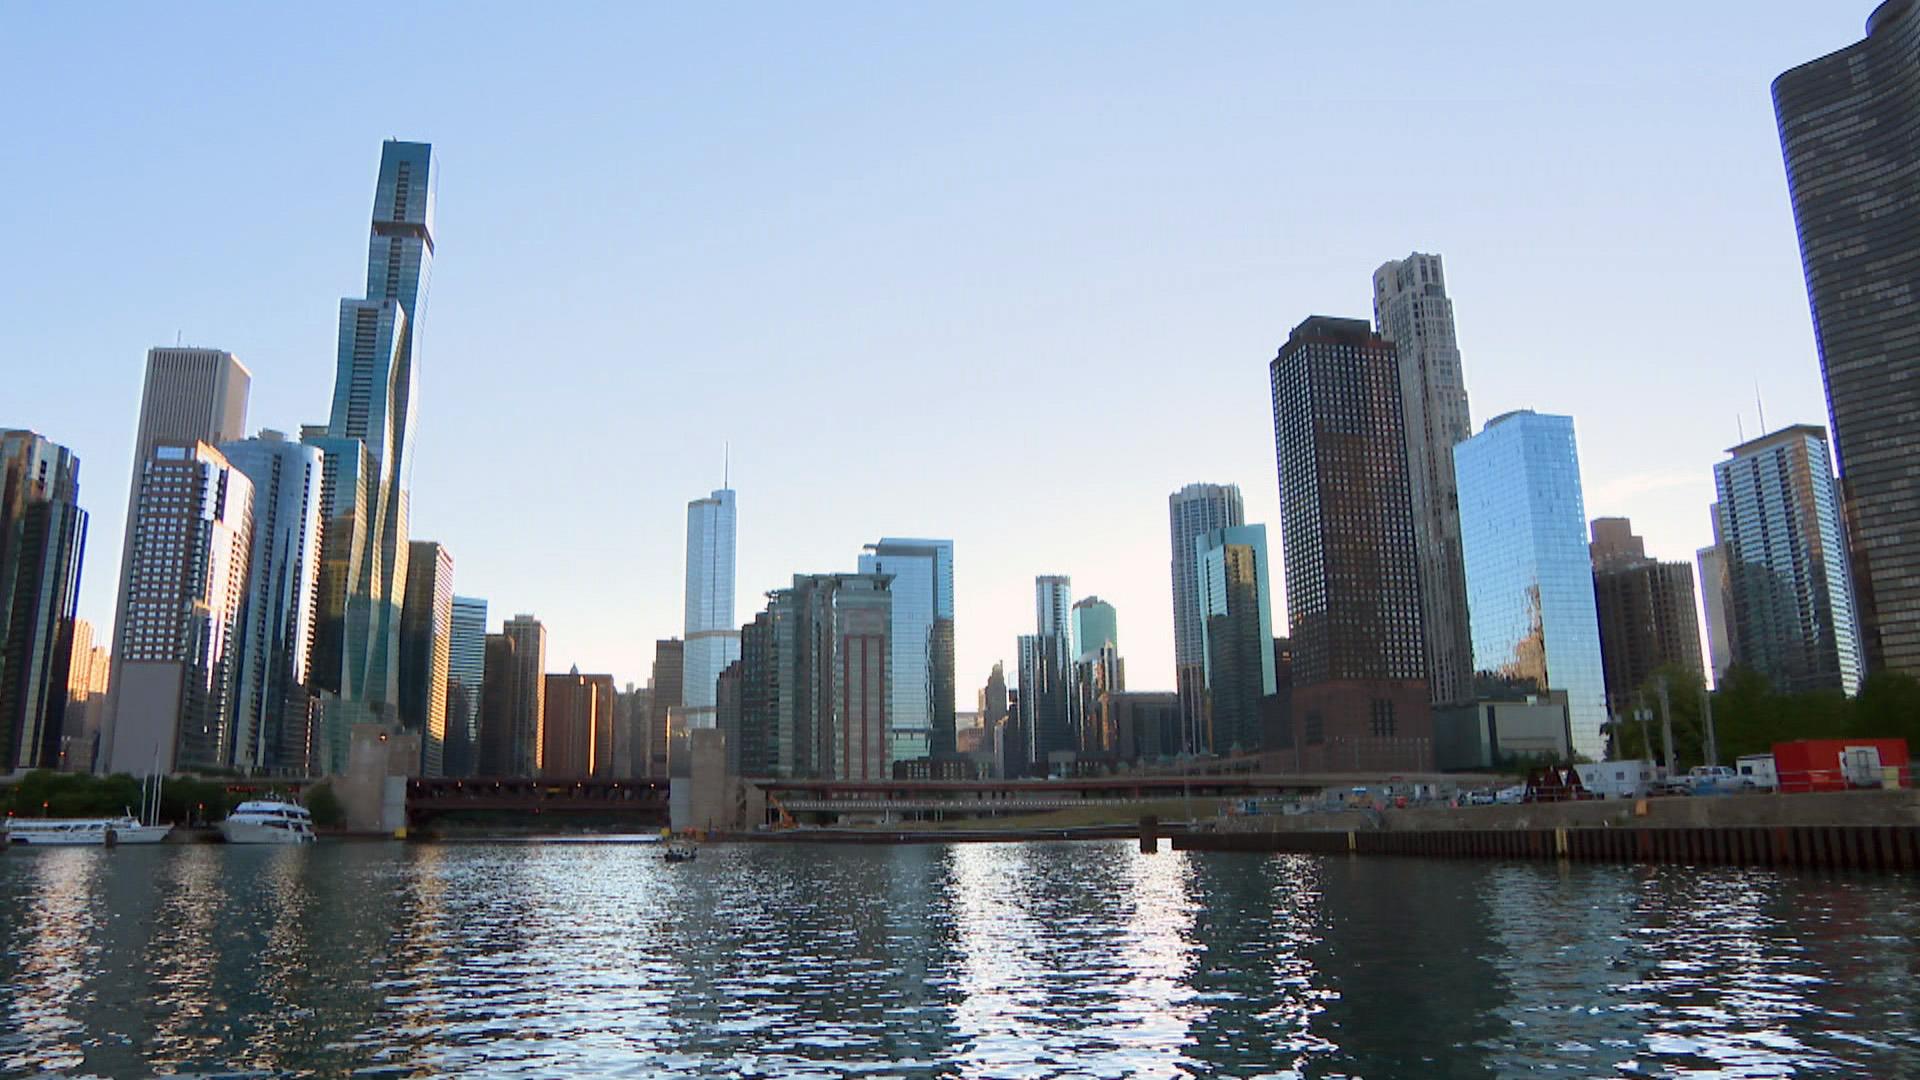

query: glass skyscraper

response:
[1711,426,1863,696]
[445,595,487,777]
[399,540,455,776]
[1196,524,1277,755]
[0,431,87,773]
[1774,2,1920,679]
[857,538,955,761]
[1168,483,1244,752]
[219,430,323,776]
[320,140,436,730]
[1453,411,1607,761]
[682,488,738,729]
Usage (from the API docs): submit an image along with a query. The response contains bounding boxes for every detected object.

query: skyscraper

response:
[646,638,684,778]
[734,612,778,776]
[1453,411,1607,760]
[1712,426,1863,696]
[1373,253,1475,707]
[320,140,437,734]
[220,430,323,776]
[62,619,110,773]
[1195,525,1278,755]
[1698,522,1737,686]
[542,668,616,778]
[106,443,253,775]
[1270,317,1431,771]
[476,633,517,777]
[1168,483,1245,754]
[1019,575,1075,772]
[444,595,487,777]
[1773,3,1920,678]
[1589,517,1705,712]
[0,431,87,773]
[1070,596,1122,755]
[762,573,892,780]
[498,614,546,776]
[858,538,955,762]
[682,488,738,731]
[103,347,249,769]
[398,541,455,776]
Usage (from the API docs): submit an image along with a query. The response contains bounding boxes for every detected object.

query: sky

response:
[0,3,1872,703]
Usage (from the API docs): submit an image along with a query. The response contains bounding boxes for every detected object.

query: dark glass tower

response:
[1773,2,1920,677]
[0,432,87,771]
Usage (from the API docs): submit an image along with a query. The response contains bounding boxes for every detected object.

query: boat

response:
[4,815,172,846]
[663,841,698,863]
[220,799,317,844]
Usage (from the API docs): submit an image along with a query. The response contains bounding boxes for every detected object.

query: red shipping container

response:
[1770,738,1910,793]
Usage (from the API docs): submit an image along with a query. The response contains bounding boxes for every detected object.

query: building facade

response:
[857,538,955,762]
[1270,316,1432,771]
[493,615,547,776]
[542,668,616,778]
[1070,596,1122,756]
[220,430,323,776]
[1589,517,1705,712]
[476,633,516,776]
[0,431,87,773]
[1372,253,1476,708]
[763,573,892,780]
[1168,483,1244,753]
[1773,2,1920,678]
[444,595,487,777]
[106,443,253,775]
[1712,426,1863,695]
[62,619,110,773]
[646,638,684,778]
[398,540,455,776]
[319,140,437,738]
[682,488,738,732]
[1196,524,1278,756]
[1453,411,1608,760]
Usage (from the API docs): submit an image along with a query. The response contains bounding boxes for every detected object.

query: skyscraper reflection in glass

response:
[857,538,955,762]
[1453,411,1607,760]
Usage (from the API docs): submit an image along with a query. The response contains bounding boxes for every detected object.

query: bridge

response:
[405,777,670,828]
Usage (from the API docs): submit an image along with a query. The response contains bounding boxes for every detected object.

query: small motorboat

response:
[663,841,698,863]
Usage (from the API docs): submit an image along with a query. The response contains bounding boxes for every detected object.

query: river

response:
[1,840,1916,1077]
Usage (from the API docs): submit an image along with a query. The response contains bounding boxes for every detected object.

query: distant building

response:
[444,596,487,777]
[1697,517,1736,687]
[103,347,250,772]
[0,431,87,773]
[1774,3,1920,678]
[978,662,1009,776]
[1070,597,1122,755]
[1453,410,1608,760]
[398,541,455,776]
[490,615,547,776]
[1373,253,1476,708]
[733,612,777,776]
[477,633,517,776]
[220,431,323,776]
[1589,517,1704,713]
[62,619,111,773]
[1270,316,1431,771]
[1434,696,1573,772]
[646,638,683,778]
[714,658,745,777]
[612,683,649,780]
[542,668,616,778]
[761,573,892,780]
[106,443,253,775]
[858,538,956,762]
[1169,483,1244,753]
[1196,525,1277,756]
[1110,691,1181,764]
[1712,425,1863,695]
[682,488,738,732]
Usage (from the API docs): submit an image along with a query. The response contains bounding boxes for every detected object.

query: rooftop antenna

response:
[175,330,182,346]
[724,441,730,490]
[1736,413,1745,444]
[1755,384,1768,434]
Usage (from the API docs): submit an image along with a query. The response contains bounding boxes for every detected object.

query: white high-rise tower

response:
[681,488,738,729]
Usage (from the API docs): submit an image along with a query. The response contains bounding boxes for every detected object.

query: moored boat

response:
[4,816,173,846]
[219,799,316,844]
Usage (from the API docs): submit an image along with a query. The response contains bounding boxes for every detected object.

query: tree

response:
[305,783,345,829]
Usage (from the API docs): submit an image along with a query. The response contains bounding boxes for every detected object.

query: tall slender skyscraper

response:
[1195,525,1278,755]
[1270,317,1432,772]
[219,430,323,776]
[106,443,253,775]
[1589,517,1705,713]
[1373,253,1475,708]
[444,595,487,777]
[1712,426,1863,696]
[499,614,546,776]
[1168,483,1244,754]
[857,538,956,761]
[62,619,110,773]
[0,431,87,772]
[399,541,455,776]
[760,573,892,780]
[1070,597,1123,756]
[1454,411,1608,761]
[682,488,738,730]
[1774,3,1920,678]
[321,140,436,733]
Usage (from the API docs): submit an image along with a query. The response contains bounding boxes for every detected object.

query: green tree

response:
[1850,671,1920,745]
[305,783,345,829]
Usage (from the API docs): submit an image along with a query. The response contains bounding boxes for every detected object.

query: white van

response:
[1575,760,1659,799]
[1736,754,1778,791]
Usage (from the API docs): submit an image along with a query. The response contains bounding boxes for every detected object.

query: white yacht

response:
[4,815,172,846]
[220,799,317,844]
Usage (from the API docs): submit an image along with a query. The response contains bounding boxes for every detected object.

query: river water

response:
[1,840,1917,1078]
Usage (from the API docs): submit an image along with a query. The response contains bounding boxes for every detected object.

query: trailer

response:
[1771,739,1909,793]
[1735,753,1778,791]
[1574,760,1659,799]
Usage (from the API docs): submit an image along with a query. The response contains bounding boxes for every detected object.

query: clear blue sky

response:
[0,3,1870,700]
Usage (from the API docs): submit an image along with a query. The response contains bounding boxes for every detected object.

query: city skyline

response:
[3,5,1866,703]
